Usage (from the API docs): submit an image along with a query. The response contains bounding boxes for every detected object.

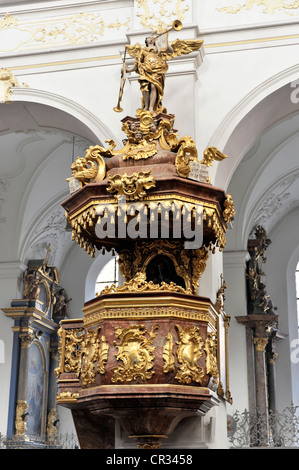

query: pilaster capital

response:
[0,261,27,280]
[223,250,250,269]
[253,337,268,352]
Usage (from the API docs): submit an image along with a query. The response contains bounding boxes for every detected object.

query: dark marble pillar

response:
[236,314,278,446]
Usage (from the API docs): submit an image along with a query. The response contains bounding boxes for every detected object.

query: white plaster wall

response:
[223,251,250,414]
[264,209,299,411]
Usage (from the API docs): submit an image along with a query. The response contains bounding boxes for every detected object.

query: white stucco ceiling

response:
[0,101,94,269]
[226,110,299,251]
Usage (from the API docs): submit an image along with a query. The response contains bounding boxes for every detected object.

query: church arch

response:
[211,65,299,191]
[0,88,121,271]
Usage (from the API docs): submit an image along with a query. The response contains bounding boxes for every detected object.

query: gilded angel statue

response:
[124,34,203,114]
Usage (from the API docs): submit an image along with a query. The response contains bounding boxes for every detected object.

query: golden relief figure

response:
[204,333,219,385]
[173,136,199,178]
[123,25,203,114]
[175,325,205,384]
[163,333,175,373]
[223,194,236,223]
[112,324,158,383]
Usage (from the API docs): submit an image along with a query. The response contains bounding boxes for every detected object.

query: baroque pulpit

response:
[55,23,234,449]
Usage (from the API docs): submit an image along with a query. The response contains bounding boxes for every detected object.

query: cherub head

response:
[134,130,143,142]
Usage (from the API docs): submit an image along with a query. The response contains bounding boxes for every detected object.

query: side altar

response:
[2,247,71,448]
[55,23,235,449]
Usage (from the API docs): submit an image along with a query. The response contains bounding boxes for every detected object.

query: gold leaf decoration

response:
[99,272,190,295]
[199,147,228,168]
[173,136,198,178]
[218,1,299,15]
[163,333,175,373]
[112,324,158,383]
[175,324,205,384]
[223,193,235,223]
[106,170,156,201]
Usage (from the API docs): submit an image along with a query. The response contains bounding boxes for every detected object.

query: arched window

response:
[95,257,118,295]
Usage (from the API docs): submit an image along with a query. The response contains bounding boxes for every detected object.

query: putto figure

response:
[119,22,203,114]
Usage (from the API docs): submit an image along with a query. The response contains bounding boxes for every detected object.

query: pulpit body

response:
[55,24,234,449]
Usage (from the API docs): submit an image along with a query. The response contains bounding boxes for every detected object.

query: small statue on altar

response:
[23,271,41,300]
[53,288,72,320]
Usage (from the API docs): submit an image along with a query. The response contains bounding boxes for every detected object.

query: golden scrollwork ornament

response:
[80,327,109,386]
[55,326,108,385]
[100,271,189,295]
[112,324,158,383]
[0,68,19,103]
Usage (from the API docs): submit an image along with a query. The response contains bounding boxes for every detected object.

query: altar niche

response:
[2,252,70,448]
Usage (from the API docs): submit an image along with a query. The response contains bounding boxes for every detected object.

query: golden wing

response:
[199,147,228,167]
[161,38,204,60]
[126,43,142,60]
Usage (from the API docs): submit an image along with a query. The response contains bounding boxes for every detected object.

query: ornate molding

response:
[136,0,191,33]
[0,11,131,54]
[0,68,19,103]
[56,391,79,403]
[217,1,299,15]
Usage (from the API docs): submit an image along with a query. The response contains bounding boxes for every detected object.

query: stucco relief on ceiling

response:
[24,205,71,267]
[0,179,9,227]
[249,172,299,233]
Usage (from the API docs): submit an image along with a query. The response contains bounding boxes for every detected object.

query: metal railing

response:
[228,405,299,448]
[2,405,298,449]
[0,432,79,449]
